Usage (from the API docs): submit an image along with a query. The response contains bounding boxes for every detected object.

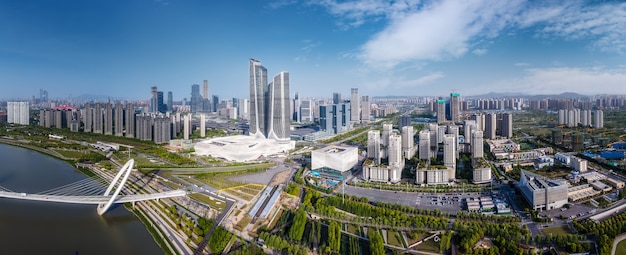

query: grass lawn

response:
[188,193,226,211]
[386,230,404,248]
[152,162,276,173]
[616,238,626,255]
[542,225,573,236]
[415,239,440,253]
[234,216,252,231]
[51,148,86,159]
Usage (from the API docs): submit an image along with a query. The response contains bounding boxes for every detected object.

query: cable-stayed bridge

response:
[0,159,186,215]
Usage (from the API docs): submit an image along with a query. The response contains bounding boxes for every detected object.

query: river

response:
[0,143,163,255]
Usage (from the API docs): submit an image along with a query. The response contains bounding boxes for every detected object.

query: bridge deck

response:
[0,190,187,205]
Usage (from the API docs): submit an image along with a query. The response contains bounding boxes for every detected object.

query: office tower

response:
[443,134,456,178]
[593,110,604,128]
[157,91,166,113]
[319,103,351,134]
[7,102,29,125]
[450,93,460,122]
[114,103,123,136]
[419,130,431,160]
[436,99,446,123]
[361,96,370,123]
[389,134,403,167]
[367,130,381,164]
[83,104,92,132]
[212,95,219,113]
[471,130,484,158]
[150,86,158,113]
[125,103,135,138]
[501,113,513,138]
[39,89,48,103]
[333,92,341,104]
[93,103,103,134]
[202,98,211,112]
[398,115,411,130]
[382,123,393,146]
[248,59,291,140]
[249,58,268,138]
[485,113,497,139]
[239,98,250,120]
[135,114,152,141]
[401,125,414,159]
[167,92,173,112]
[200,114,206,137]
[153,116,171,144]
[350,88,359,123]
[300,99,313,123]
[293,92,300,122]
[202,80,209,99]
[104,102,113,135]
[190,84,202,113]
[183,114,190,140]
[267,72,290,141]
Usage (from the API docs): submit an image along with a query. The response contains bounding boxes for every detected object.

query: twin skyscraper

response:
[249,59,290,141]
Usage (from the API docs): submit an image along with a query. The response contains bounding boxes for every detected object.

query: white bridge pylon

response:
[0,159,187,216]
[97,159,135,215]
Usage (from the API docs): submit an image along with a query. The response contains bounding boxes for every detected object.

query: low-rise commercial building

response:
[312,145,358,181]
[518,170,568,210]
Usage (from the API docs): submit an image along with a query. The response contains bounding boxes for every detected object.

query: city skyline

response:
[2,1,626,101]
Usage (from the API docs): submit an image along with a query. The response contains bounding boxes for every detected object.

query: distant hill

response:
[467,92,589,99]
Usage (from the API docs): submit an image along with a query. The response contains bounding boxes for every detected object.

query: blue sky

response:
[1,0,626,101]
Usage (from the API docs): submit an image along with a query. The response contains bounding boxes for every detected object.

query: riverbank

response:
[0,140,178,254]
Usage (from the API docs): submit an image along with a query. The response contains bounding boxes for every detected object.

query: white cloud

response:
[472,49,488,56]
[314,0,626,68]
[486,67,626,95]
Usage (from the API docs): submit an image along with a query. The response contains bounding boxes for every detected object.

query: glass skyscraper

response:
[249,58,290,141]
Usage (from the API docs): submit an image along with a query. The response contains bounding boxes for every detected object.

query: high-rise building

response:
[249,58,268,138]
[190,84,202,113]
[200,114,206,137]
[367,130,381,164]
[333,92,341,104]
[157,91,166,113]
[293,92,300,122]
[135,114,152,141]
[300,99,313,123]
[212,95,219,113]
[153,116,171,144]
[437,100,446,124]
[398,115,411,130]
[319,103,351,134]
[447,125,459,158]
[501,113,513,138]
[463,120,477,145]
[450,93,460,122]
[471,130,483,158]
[248,59,291,141]
[93,103,103,134]
[125,103,135,138]
[485,113,497,139]
[267,72,291,141]
[7,102,29,125]
[83,104,92,133]
[382,123,393,146]
[114,103,123,136]
[167,92,173,112]
[470,113,483,131]
[401,125,414,159]
[360,96,370,123]
[104,102,113,135]
[350,88,359,123]
[418,130,431,160]
[183,114,190,140]
[150,86,158,113]
[443,134,456,179]
[389,134,403,168]
[593,110,604,129]
[202,80,209,99]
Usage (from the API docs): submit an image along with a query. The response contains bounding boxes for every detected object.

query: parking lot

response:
[540,203,595,220]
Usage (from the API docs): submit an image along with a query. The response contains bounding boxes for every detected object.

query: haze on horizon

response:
[1,0,626,101]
